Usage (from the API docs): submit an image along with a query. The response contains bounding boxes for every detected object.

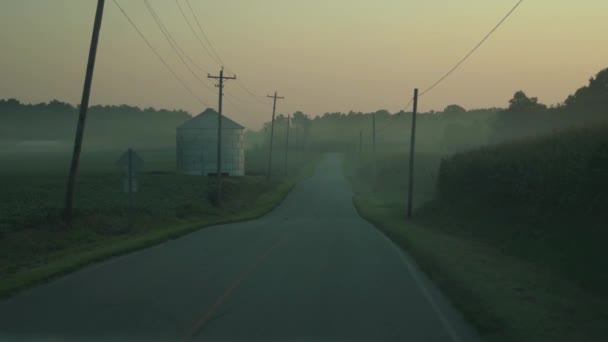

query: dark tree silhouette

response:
[443,104,466,114]
[565,68,608,115]
[507,91,547,113]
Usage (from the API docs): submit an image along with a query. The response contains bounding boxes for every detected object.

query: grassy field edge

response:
[350,196,503,337]
[350,194,608,342]
[0,163,316,300]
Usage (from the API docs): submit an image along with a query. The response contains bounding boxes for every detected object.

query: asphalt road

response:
[0,154,481,342]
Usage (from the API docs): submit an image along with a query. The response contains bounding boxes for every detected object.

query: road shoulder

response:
[352,194,608,342]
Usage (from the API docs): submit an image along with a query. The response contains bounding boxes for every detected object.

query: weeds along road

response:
[0,154,480,342]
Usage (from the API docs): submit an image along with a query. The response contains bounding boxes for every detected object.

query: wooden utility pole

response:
[63,0,105,223]
[126,148,134,228]
[359,130,363,156]
[128,148,133,209]
[372,112,377,180]
[208,67,237,205]
[295,123,298,150]
[285,114,290,176]
[407,89,419,218]
[266,92,284,179]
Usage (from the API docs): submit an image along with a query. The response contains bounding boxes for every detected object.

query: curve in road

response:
[0,154,480,342]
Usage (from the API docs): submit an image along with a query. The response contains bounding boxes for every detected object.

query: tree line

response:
[0,100,191,146]
[2,67,606,153]
[249,67,608,154]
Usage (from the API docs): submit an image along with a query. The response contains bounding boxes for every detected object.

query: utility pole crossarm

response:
[208,74,237,81]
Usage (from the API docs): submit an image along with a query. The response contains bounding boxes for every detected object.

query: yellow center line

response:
[184,233,290,340]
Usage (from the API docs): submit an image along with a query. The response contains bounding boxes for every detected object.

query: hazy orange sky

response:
[1,1,607,129]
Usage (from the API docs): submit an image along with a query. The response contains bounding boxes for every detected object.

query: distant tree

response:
[275,114,286,123]
[506,91,547,113]
[47,99,75,112]
[292,111,312,149]
[564,68,608,115]
[493,91,549,141]
[0,98,21,108]
[443,104,466,114]
[292,111,311,127]
[374,109,391,118]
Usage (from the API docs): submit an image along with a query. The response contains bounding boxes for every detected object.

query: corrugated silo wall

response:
[200,128,245,176]
[178,128,244,176]
[177,129,204,176]
[221,128,245,176]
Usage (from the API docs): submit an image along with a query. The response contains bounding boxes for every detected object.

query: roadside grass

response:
[346,154,608,342]
[0,147,318,299]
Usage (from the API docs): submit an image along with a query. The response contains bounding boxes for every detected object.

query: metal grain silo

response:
[177,109,245,176]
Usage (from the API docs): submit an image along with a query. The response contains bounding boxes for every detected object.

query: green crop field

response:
[0,144,318,297]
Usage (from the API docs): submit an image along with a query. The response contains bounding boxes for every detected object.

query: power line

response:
[376,97,415,133]
[376,0,524,135]
[181,0,271,108]
[112,0,208,107]
[153,3,246,118]
[419,0,525,97]
[185,0,225,66]
[377,0,523,136]
[175,0,253,114]
[376,0,525,132]
[144,0,214,93]
[235,81,273,107]
[224,95,242,114]
[175,0,223,68]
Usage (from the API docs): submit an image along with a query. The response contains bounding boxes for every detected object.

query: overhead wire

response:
[419,0,525,97]
[184,0,225,66]
[175,0,223,68]
[376,98,415,134]
[377,0,525,134]
[224,96,242,114]
[144,0,215,94]
[112,0,208,107]
[172,0,244,116]
[177,0,272,108]
[233,82,273,107]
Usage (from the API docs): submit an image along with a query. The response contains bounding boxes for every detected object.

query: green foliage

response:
[351,194,608,342]
[438,124,608,216]
[443,104,467,114]
[565,68,608,115]
[506,91,548,113]
[434,124,608,291]
[345,151,442,215]
[346,150,608,342]
[246,67,608,156]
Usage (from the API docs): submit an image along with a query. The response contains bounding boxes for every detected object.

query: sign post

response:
[116,148,144,225]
